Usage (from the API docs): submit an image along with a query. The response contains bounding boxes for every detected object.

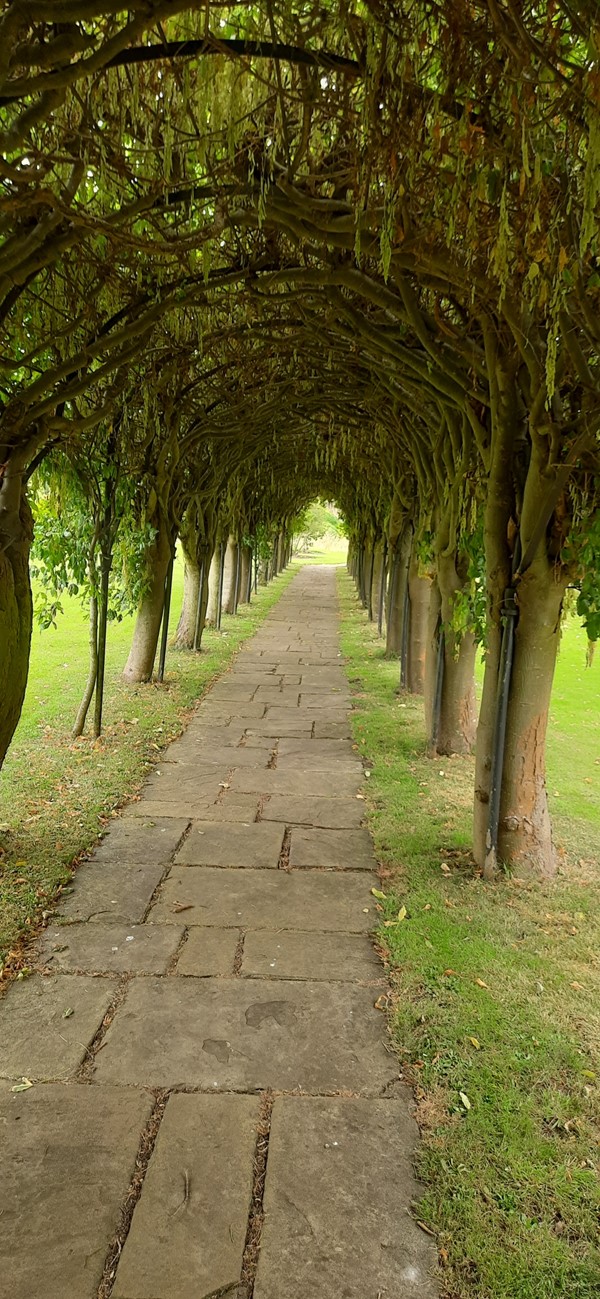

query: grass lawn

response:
[0,557,299,970]
[337,570,600,1299]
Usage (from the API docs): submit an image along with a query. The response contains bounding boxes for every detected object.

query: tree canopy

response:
[1,1,599,875]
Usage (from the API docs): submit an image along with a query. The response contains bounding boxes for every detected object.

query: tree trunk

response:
[0,493,34,769]
[223,537,238,614]
[406,555,430,694]
[122,517,172,683]
[424,554,477,756]
[205,547,221,623]
[175,552,201,648]
[370,541,385,634]
[93,544,112,735]
[475,559,567,876]
[386,523,412,656]
[239,544,252,604]
[73,594,99,738]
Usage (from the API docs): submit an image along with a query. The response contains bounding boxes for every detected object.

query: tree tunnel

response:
[1,2,599,879]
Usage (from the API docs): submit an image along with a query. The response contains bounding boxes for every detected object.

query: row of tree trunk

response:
[347,523,564,880]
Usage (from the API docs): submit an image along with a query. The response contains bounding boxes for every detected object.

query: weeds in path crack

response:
[76,975,130,1081]
[239,1090,274,1298]
[97,1090,169,1297]
[277,827,291,870]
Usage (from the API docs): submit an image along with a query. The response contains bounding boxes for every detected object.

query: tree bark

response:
[424,556,477,756]
[386,522,412,657]
[205,546,221,622]
[223,536,238,614]
[175,551,200,648]
[122,515,172,683]
[239,544,252,603]
[0,493,34,769]
[370,541,385,634]
[406,554,430,694]
[475,557,567,876]
[73,594,99,738]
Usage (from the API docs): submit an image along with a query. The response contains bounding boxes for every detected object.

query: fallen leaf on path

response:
[374,994,388,1011]
[62,1007,74,1019]
[371,888,387,900]
[172,903,193,913]
[11,1078,33,1093]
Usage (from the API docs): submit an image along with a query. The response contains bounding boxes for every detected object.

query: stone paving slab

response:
[165,726,246,756]
[141,773,228,809]
[289,827,376,871]
[0,974,118,1079]
[296,672,348,688]
[90,817,189,865]
[38,922,183,974]
[161,744,272,769]
[254,685,301,705]
[112,1094,258,1299]
[197,701,266,720]
[260,795,364,829]
[254,1097,437,1299]
[230,767,359,797]
[313,720,353,738]
[94,977,395,1093]
[176,821,284,868]
[274,751,362,775]
[259,706,314,728]
[174,927,239,976]
[299,691,351,709]
[246,719,313,738]
[0,1084,152,1299]
[277,737,356,757]
[295,707,349,725]
[56,862,165,923]
[209,682,258,701]
[242,931,383,983]
[149,867,377,931]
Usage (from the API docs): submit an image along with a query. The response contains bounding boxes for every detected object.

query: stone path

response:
[0,566,438,1299]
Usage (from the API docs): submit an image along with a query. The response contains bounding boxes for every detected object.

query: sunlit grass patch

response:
[337,570,600,1299]
[0,561,299,968]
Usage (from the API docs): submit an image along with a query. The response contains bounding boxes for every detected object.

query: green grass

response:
[337,571,600,1299]
[0,558,299,969]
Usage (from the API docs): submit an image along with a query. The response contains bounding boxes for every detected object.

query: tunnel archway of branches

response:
[1,2,599,880]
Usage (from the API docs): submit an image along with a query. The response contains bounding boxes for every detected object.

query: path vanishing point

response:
[0,566,438,1299]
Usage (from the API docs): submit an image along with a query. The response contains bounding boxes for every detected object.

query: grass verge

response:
[337,570,600,1299]
[0,561,299,972]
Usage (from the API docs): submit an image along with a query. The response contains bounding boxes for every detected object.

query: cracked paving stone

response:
[55,861,166,924]
[93,977,396,1093]
[0,1084,152,1299]
[149,867,376,932]
[37,922,184,974]
[176,821,284,868]
[0,975,119,1079]
[254,1097,439,1299]
[112,1094,259,1299]
[260,795,364,829]
[289,827,377,871]
[89,817,189,865]
[229,767,359,798]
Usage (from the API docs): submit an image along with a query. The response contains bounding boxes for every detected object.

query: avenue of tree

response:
[1,1,599,878]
